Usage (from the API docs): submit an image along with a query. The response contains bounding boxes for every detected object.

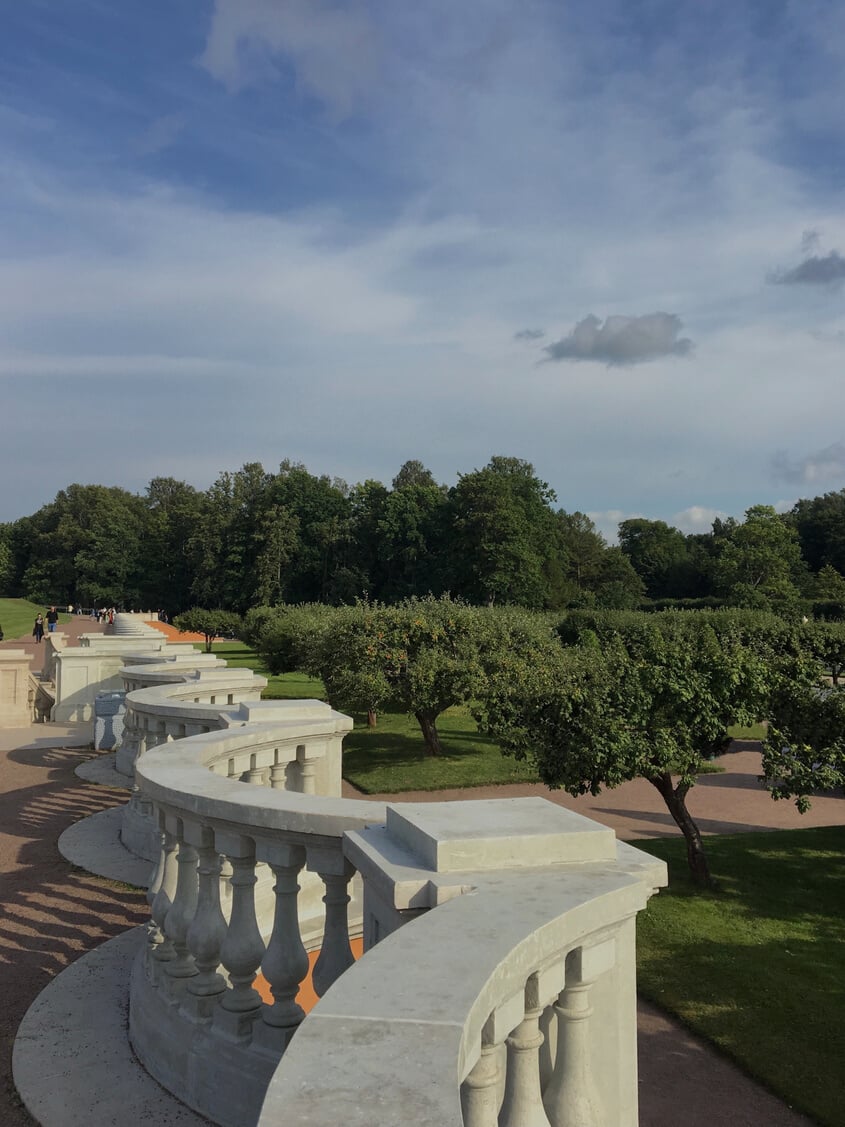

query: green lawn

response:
[342,705,540,792]
[636,826,845,1127]
[0,597,71,640]
[210,642,326,700]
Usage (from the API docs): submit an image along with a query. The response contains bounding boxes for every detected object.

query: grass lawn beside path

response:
[635,826,845,1127]
[0,597,71,640]
[342,705,540,792]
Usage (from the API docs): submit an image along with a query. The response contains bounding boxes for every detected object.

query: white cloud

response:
[672,505,727,533]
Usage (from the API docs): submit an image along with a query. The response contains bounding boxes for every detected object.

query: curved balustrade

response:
[131,716,385,1126]
[114,627,666,1127]
[260,867,655,1127]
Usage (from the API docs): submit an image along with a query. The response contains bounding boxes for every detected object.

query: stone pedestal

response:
[0,649,34,727]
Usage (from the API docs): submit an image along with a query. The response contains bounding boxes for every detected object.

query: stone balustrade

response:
[129,693,665,1127]
[131,709,385,1126]
[261,800,666,1127]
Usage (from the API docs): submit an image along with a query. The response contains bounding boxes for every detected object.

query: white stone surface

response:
[75,749,129,789]
[13,927,210,1127]
[58,805,154,887]
[385,796,617,872]
[0,649,34,727]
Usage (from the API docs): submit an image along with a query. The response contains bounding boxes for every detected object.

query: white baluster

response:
[218,837,265,1014]
[500,975,551,1127]
[543,949,602,1127]
[150,829,178,966]
[260,843,309,1030]
[296,744,318,794]
[164,823,199,981]
[460,1017,503,1127]
[186,825,228,999]
[269,749,286,790]
[312,859,355,998]
[245,752,264,785]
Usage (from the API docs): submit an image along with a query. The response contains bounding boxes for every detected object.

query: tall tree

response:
[618,518,691,598]
[446,456,565,608]
[481,614,769,886]
[712,505,807,611]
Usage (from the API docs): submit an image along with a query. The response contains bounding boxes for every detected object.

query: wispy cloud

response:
[772,442,845,485]
[514,328,544,342]
[200,0,380,116]
[133,113,187,157]
[544,313,693,367]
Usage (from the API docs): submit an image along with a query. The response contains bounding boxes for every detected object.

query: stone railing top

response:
[261,850,662,1127]
[135,700,382,839]
[346,797,665,912]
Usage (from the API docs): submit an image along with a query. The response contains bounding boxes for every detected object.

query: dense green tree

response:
[482,614,769,885]
[555,511,607,596]
[138,477,205,616]
[763,657,845,811]
[790,490,845,575]
[618,518,690,598]
[378,478,448,599]
[814,563,845,602]
[16,484,146,607]
[712,505,806,611]
[446,457,565,608]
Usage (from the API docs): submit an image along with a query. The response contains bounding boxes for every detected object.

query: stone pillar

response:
[0,650,34,728]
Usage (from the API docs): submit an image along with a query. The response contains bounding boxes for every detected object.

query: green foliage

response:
[618,517,691,598]
[711,504,807,612]
[173,607,243,652]
[482,613,770,884]
[763,659,845,812]
[636,827,845,1127]
[446,457,566,608]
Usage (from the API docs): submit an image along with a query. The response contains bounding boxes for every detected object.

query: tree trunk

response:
[367,709,377,729]
[415,711,444,757]
[648,773,714,888]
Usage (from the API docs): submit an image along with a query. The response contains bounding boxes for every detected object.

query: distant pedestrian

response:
[46,606,59,633]
[32,614,44,643]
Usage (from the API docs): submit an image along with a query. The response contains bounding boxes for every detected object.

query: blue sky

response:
[2,0,845,539]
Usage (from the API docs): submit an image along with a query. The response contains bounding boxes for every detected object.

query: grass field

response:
[636,826,845,1127]
[0,597,71,640]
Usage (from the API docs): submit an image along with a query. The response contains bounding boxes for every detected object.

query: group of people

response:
[32,607,60,643]
[92,608,116,625]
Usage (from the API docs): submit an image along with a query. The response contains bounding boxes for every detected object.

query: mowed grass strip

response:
[342,705,540,793]
[635,826,845,1127]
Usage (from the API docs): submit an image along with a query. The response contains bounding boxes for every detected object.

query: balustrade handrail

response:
[260,860,655,1126]
[135,718,385,839]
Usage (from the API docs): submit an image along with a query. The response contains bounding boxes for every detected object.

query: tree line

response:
[2,455,845,615]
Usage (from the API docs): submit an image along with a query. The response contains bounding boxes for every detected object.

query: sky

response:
[2,0,845,541]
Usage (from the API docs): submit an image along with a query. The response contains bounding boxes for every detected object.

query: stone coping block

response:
[385,796,617,872]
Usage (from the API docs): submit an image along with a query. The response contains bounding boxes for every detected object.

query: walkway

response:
[0,625,828,1125]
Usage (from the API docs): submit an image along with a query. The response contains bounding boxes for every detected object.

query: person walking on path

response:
[46,607,59,633]
[32,614,44,643]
